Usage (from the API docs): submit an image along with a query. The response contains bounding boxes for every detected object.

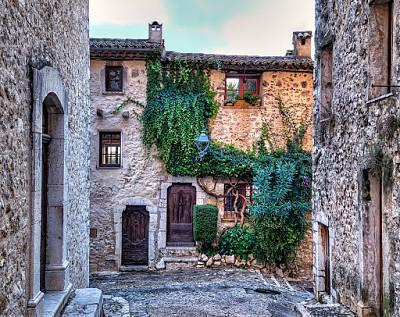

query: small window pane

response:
[226,78,240,101]
[226,78,239,90]
[105,67,123,92]
[244,78,257,94]
[224,183,254,219]
[99,132,121,167]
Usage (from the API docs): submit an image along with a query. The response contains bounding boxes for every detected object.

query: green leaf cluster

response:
[193,204,219,245]
[217,225,256,260]
[141,58,219,174]
[249,157,311,265]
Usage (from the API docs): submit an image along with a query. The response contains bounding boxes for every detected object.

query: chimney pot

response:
[148,21,163,43]
[292,31,312,60]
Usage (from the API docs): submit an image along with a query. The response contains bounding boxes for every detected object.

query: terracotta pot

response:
[234,100,251,107]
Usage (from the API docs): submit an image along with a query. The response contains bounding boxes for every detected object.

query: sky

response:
[90,0,315,57]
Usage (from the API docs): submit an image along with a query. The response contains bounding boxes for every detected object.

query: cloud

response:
[90,0,169,25]
[212,0,315,56]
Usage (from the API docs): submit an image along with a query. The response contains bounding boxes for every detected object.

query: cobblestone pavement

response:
[90,268,317,317]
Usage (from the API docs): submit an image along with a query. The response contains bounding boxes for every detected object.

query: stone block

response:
[225,255,235,264]
[213,254,221,261]
[62,288,103,317]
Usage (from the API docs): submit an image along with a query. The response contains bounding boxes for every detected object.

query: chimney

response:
[148,21,163,43]
[292,31,312,59]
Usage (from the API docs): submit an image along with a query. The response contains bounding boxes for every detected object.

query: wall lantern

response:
[195,130,210,161]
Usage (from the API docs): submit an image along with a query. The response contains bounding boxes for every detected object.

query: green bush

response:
[217,225,255,260]
[249,159,311,265]
[193,204,218,245]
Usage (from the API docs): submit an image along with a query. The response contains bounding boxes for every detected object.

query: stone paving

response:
[90,268,355,317]
[90,268,305,316]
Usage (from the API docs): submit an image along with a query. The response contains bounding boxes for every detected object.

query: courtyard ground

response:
[89,268,355,317]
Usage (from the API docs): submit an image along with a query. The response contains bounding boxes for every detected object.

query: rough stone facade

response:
[313,0,400,315]
[89,25,313,277]
[210,70,313,152]
[0,1,90,316]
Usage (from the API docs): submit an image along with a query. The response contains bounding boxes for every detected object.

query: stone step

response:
[163,256,199,263]
[164,247,198,258]
[61,288,103,317]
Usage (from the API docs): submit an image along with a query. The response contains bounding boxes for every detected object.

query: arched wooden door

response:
[122,206,149,265]
[167,184,196,246]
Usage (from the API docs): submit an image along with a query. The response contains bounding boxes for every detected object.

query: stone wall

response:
[210,70,313,152]
[89,60,167,272]
[313,0,400,315]
[89,60,313,276]
[0,1,90,316]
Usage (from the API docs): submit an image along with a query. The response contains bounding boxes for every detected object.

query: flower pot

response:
[234,100,251,107]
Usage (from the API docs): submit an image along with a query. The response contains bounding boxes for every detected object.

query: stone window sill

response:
[366,92,393,104]
[96,166,122,170]
[102,91,125,96]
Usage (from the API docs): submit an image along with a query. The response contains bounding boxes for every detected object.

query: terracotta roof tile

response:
[90,38,162,50]
[89,38,313,71]
[165,51,313,71]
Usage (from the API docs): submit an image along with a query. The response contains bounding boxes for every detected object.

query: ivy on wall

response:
[116,56,313,266]
[140,57,219,175]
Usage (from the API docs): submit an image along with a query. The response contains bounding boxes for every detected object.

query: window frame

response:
[105,66,124,92]
[224,75,260,101]
[368,0,394,99]
[99,131,122,168]
[223,183,254,219]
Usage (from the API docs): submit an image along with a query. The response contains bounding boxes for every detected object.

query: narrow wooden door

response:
[167,184,196,246]
[122,206,149,265]
[322,225,330,295]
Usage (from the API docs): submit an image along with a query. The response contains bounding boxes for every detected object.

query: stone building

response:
[89,23,313,273]
[0,1,92,316]
[313,0,400,315]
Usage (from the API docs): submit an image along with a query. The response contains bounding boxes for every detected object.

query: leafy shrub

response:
[217,225,255,260]
[193,204,218,245]
[249,159,311,265]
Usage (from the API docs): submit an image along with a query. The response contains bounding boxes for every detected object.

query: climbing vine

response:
[140,57,219,175]
[116,56,312,265]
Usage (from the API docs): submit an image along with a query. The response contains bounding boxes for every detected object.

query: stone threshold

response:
[44,283,72,317]
[119,265,148,272]
[163,257,198,263]
[62,288,103,317]
[165,246,197,251]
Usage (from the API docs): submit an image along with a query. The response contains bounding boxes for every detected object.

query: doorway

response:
[362,171,383,315]
[122,205,149,265]
[167,184,196,246]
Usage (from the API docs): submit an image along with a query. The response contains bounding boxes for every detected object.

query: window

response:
[225,76,260,101]
[105,66,123,92]
[369,0,394,99]
[99,132,121,167]
[224,183,254,219]
[320,46,333,122]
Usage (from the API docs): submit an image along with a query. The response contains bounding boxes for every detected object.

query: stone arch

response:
[28,67,69,316]
[114,197,156,269]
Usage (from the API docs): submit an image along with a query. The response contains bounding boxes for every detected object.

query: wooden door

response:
[122,206,149,265]
[167,184,196,246]
[321,225,330,295]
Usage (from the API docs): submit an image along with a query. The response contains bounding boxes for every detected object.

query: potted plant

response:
[224,95,238,106]
[243,91,261,106]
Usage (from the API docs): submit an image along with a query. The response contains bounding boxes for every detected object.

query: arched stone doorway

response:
[28,67,70,316]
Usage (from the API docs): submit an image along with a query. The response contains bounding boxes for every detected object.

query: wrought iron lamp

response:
[195,131,210,161]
